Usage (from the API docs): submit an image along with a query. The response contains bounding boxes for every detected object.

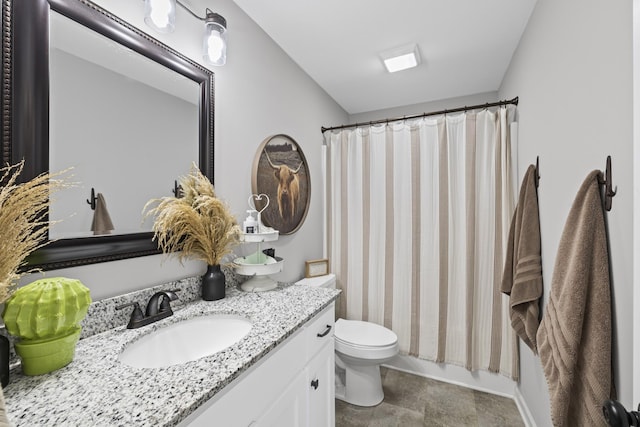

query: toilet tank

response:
[294,273,336,289]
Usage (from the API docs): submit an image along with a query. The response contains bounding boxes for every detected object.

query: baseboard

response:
[513,386,537,427]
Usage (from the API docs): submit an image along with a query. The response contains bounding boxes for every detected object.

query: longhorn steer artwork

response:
[265,151,302,222]
[252,134,310,235]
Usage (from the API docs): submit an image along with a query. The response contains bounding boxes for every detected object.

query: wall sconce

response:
[144,0,228,66]
[203,12,227,66]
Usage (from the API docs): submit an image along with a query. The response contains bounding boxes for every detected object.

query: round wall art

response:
[251,134,310,235]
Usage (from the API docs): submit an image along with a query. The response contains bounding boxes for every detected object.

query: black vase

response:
[202,264,225,301]
[0,334,9,388]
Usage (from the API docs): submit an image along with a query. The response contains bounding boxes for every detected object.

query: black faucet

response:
[116,289,181,329]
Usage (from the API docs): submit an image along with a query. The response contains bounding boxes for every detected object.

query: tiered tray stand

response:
[233,230,283,292]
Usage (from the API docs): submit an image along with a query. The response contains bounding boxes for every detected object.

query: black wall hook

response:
[599,155,616,211]
[534,156,540,188]
[172,180,183,197]
[86,188,97,210]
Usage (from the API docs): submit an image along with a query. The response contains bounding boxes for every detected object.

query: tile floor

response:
[335,367,525,427]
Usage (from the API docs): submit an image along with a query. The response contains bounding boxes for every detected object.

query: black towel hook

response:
[534,156,540,188]
[599,155,616,211]
[172,180,183,198]
[86,188,97,210]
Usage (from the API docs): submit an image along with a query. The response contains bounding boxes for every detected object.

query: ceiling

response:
[231,0,537,115]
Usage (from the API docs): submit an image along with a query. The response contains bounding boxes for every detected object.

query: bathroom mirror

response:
[1,0,215,270]
[49,11,200,239]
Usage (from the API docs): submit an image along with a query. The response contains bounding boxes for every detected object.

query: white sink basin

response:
[119,314,252,368]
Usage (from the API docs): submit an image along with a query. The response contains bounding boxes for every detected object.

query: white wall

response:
[499,0,634,426]
[21,0,347,300]
[349,91,498,123]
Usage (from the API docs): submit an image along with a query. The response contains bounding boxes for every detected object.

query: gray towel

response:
[91,193,114,235]
[501,164,543,353]
[537,170,615,426]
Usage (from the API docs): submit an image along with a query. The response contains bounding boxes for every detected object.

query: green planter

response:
[14,327,81,376]
[2,277,91,375]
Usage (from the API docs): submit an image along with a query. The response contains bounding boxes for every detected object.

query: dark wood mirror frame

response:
[1,0,215,271]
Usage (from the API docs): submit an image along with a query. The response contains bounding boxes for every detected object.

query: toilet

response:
[295,274,399,407]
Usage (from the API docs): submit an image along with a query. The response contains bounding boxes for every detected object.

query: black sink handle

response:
[116,302,144,329]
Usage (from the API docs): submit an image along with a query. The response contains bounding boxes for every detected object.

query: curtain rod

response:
[320,96,519,133]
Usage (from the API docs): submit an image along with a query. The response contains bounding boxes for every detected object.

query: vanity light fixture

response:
[144,0,228,66]
[144,0,176,33]
[380,43,421,73]
[202,12,227,66]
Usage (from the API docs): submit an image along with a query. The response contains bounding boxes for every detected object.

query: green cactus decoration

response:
[2,277,91,375]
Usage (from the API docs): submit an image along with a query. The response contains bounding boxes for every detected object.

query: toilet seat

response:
[335,318,397,346]
[334,319,399,360]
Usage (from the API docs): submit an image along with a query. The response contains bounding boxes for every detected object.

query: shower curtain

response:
[323,107,519,379]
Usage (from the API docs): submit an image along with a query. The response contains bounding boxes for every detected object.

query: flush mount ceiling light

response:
[144,0,228,66]
[380,43,421,73]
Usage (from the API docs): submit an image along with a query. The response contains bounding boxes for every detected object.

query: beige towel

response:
[537,170,615,427]
[501,164,543,353]
[91,193,114,235]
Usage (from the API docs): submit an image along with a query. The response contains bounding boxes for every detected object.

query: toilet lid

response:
[335,318,397,347]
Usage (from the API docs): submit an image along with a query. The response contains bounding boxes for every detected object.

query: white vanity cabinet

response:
[180,302,335,427]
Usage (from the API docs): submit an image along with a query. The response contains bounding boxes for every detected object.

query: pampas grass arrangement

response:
[0,160,70,304]
[144,164,241,266]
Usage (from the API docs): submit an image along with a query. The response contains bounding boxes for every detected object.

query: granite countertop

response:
[3,283,340,426]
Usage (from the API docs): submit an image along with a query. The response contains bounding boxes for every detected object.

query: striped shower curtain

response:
[323,107,519,379]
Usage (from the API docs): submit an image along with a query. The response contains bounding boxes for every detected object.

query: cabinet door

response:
[255,370,307,427]
[307,343,335,427]
[180,328,307,427]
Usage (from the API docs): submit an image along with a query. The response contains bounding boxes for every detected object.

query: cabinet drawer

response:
[306,303,335,360]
